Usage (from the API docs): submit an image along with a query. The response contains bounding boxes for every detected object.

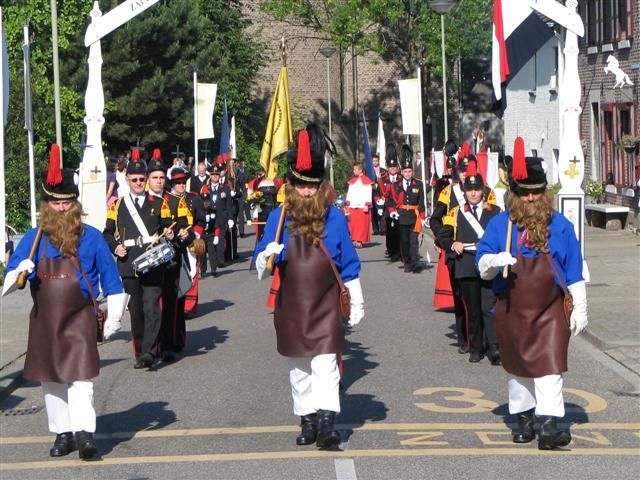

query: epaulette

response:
[161,199,172,219]
[443,205,459,227]
[438,184,451,205]
[485,188,497,206]
[177,196,191,222]
[107,198,121,221]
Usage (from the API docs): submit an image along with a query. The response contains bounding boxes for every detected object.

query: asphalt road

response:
[1,234,638,479]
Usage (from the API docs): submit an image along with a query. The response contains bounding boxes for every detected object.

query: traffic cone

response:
[433,251,454,310]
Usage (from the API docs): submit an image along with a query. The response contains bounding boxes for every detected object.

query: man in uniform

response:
[430,143,497,353]
[389,144,426,273]
[160,167,205,356]
[438,161,501,364]
[378,145,401,261]
[103,150,174,369]
[200,164,234,276]
[234,159,250,238]
[371,155,386,235]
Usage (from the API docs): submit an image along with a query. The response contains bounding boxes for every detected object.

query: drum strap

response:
[123,195,155,244]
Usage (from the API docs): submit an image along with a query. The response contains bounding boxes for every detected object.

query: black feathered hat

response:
[509,137,548,194]
[127,147,147,175]
[41,144,79,201]
[444,139,458,158]
[386,144,399,168]
[147,148,165,173]
[287,123,333,184]
[400,144,413,170]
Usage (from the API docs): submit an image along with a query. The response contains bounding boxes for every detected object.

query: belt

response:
[398,204,422,233]
[123,236,155,247]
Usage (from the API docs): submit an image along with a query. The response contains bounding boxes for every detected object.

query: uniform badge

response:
[412,188,419,193]
[221,192,227,198]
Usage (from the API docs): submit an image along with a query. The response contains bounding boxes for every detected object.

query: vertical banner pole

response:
[193,68,198,175]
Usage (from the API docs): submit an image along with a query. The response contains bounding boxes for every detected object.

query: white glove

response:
[376,199,385,207]
[228,219,234,229]
[422,218,429,227]
[231,190,237,197]
[205,214,211,222]
[103,293,129,341]
[478,252,517,280]
[377,209,383,216]
[345,278,364,327]
[255,242,285,280]
[251,207,260,220]
[213,236,220,246]
[1,259,35,296]
[567,280,588,336]
[390,211,400,220]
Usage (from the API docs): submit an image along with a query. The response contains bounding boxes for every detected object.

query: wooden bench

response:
[585,204,630,230]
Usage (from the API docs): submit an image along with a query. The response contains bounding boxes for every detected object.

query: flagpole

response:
[24,23,36,227]
[0,7,7,262]
[193,67,198,176]
[417,62,428,211]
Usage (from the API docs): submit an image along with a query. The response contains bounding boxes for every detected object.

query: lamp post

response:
[320,46,337,185]
[430,0,457,142]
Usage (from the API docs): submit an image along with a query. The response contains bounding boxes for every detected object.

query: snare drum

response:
[132,241,175,274]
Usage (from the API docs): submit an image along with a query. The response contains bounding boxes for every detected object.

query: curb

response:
[581,327,640,351]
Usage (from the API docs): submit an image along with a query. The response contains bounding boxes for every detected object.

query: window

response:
[584,0,633,46]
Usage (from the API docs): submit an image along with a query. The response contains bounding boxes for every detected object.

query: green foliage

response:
[2,0,265,230]
[584,180,603,201]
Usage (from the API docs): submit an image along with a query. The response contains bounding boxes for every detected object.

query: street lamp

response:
[430,0,457,142]
[319,46,337,185]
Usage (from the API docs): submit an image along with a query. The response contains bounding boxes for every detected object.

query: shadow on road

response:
[339,339,388,441]
[96,401,177,457]
[189,299,234,318]
[185,325,229,357]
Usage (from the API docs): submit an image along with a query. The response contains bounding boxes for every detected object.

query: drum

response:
[132,241,175,274]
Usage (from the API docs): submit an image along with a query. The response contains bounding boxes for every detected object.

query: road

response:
[1,234,638,479]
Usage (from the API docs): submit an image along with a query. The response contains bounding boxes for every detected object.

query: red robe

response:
[346,175,373,242]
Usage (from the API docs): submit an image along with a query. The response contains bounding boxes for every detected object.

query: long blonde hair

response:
[507,190,554,252]
[40,201,84,257]
[284,181,332,246]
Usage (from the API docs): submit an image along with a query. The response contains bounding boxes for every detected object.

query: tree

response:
[3,0,265,229]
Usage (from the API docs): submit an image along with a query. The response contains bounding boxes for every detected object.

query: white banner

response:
[398,78,420,136]
[433,150,445,178]
[376,114,386,168]
[230,115,237,159]
[196,83,217,140]
[486,151,500,189]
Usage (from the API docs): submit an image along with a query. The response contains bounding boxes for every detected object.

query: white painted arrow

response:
[84,0,160,47]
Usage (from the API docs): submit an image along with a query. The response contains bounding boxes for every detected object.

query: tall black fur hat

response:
[386,144,399,168]
[400,144,413,170]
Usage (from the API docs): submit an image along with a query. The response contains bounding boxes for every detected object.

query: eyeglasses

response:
[129,177,146,183]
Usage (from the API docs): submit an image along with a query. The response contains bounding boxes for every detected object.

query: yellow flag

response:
[259,66,293,179]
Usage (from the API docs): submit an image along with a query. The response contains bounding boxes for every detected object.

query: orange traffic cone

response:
[433,251,454,310]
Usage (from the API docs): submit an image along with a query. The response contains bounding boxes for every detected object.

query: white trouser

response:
[288,354,341,416]
[507,374,565,417]
[42,381,96,434]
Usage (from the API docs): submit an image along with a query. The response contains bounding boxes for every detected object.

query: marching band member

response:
[103,149,174,369]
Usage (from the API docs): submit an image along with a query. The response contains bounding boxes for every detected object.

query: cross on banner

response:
[172,145,184,157]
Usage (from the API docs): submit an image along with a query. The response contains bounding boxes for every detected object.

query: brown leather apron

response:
[494,246,570,378]
[24,240,100,383]
[274,234,344,357]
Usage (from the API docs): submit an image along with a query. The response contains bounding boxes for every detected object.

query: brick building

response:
[578,0,639,208]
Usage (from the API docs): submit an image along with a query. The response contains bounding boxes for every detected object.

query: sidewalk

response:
[1,226,639,401]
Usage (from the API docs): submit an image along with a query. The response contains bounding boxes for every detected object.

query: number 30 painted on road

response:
[413,387,607,414]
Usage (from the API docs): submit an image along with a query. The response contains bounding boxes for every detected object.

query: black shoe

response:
[537,415,571,450]
[49,432,75,457]
[469,351,483,363]
[134,353,154,369]
[412,264,423,274]
[162,353,175,363]
[316,410,341,449]
[296,413,318,446]
[487,346,502,366]
[457,345,469,354]
[217,261,225,268]
[75,431,98,460]
[512,409,535,443]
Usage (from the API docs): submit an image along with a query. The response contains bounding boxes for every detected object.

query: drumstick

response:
[17,227,43,289]
[266,205,286,272]
[147,222,177,249]
[502,218,513,279]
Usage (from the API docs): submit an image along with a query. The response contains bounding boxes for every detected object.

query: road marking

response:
[1,423,638,445]
[1,448,639,471]
[334,458,357,480]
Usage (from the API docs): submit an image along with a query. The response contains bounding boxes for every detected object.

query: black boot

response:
[512,409,535,443]
[316,410,341,449]
[75,431,98,460]
[49,432,75,457]
[295,413,318,445]
[538,415,571,450]
[487,345,502,366]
